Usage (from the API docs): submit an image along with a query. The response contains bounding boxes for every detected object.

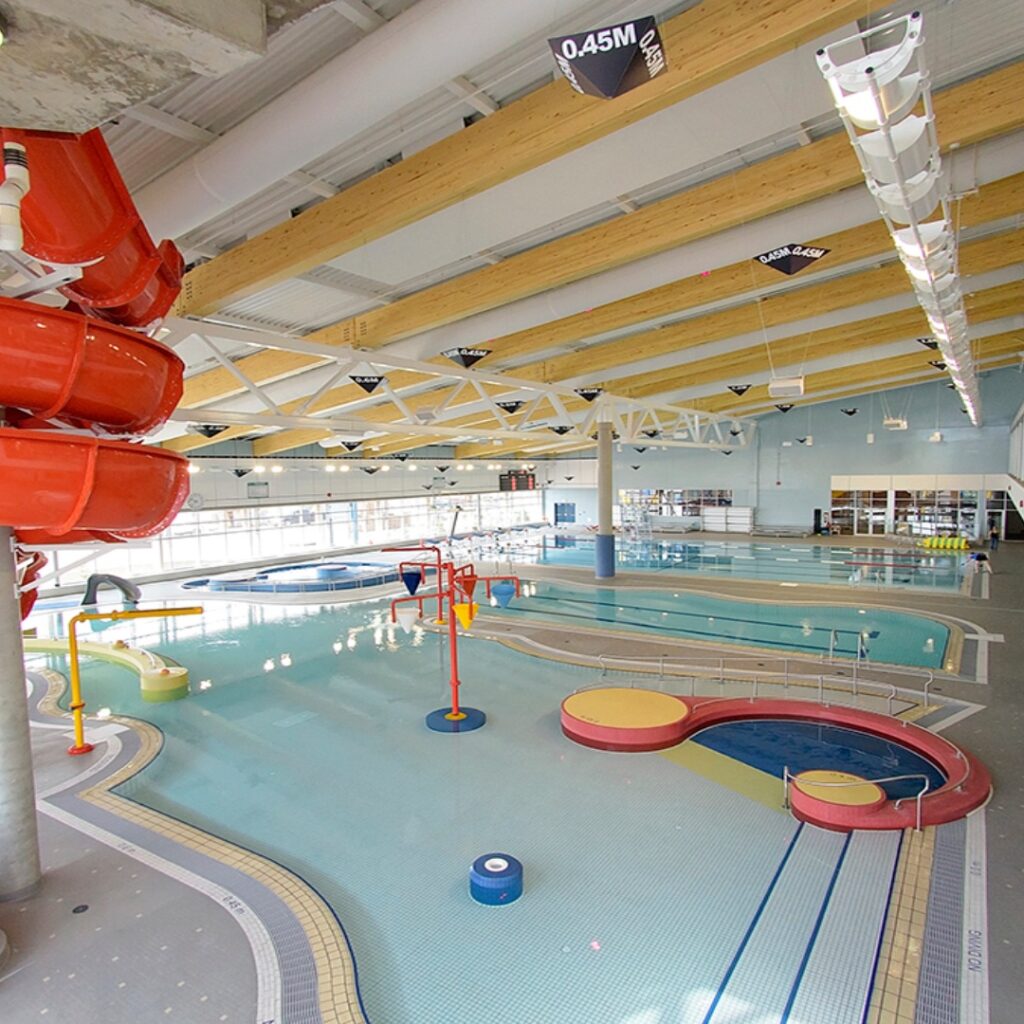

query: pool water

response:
[500,581,949,668]
[516,536,965,591]
[35,599,817,1024]
[692,720,946,799]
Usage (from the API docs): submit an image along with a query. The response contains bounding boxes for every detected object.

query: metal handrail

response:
[782,765,931,831]
[560,647,916,711]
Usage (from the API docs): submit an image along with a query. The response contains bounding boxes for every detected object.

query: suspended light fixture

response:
[816,12,980,425]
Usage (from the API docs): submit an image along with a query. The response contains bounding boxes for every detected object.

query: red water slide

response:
[0,128,189,590]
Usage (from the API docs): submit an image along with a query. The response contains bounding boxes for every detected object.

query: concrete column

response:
[596,422,615,579]
[0,527,41,900]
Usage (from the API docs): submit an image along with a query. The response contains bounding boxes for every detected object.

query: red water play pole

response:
[388,545,466,720]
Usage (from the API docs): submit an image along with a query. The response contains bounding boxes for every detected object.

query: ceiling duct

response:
[767,376,805,398]
[134,0,601,241]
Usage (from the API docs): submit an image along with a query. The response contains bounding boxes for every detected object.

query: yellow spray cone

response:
[453,602,479,629]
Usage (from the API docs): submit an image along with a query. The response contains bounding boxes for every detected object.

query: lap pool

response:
[498,581,949,668]
[35,596,909,1024]
[511,535,965,590]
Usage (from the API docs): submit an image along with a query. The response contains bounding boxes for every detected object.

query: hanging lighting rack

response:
[816,11,981,424]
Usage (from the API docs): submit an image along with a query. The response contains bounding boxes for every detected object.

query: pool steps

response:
[702,826,900,1023]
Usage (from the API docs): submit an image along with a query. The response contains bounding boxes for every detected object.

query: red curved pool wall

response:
[561,694,991,830]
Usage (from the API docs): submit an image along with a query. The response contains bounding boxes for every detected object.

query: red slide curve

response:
[0,128,189,603]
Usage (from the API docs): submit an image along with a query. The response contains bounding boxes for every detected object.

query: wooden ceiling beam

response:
[251,389,593,457]
[175,159,1024,411]
[484,173,1024,366]
[170,227,1021,454]
[248,381,507,456]
[481,354,1023,457]
[309,63,1024,350]
[687,331,1024,416]
[175,0,896,317]
[510,227,1024,384]
[606,265,1024,402]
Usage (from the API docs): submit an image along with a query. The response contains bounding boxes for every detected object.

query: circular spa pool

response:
[182,560,399,593]
[691,718,947,799]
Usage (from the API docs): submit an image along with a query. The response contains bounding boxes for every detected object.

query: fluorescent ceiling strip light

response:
[816,11,980,424]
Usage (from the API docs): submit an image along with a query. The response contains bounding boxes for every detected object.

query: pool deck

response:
[4,535,1021,1024]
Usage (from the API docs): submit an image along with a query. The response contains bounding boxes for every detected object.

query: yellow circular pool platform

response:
[561,687,690,751]
[793,770,886,807]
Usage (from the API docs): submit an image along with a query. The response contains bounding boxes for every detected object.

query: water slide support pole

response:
[0,525,41,900]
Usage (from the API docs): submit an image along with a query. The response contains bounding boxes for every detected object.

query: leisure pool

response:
[32,595,909,1024]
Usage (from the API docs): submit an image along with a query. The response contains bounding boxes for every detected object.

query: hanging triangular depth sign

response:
[350,375,385,394]
[574,387,603,402]
[496,400,524,414]
[753,243,830,276]
[443,347,490,368]
[549,17,667,99]
[340,440,363,451]
[728,384,752,396]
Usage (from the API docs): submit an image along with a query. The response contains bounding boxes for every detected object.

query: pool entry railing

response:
[782,766,931,832]
[585,650,916,715]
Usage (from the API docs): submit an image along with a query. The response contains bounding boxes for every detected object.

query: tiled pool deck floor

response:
[2,536,1020,1023]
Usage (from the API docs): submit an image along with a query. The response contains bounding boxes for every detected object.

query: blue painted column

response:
[595,421,615,579]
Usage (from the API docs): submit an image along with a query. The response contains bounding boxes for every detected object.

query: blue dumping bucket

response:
[491,580,516,608]
[401,569,423,595]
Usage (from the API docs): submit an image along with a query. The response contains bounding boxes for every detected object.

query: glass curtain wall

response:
[45,491,544,587]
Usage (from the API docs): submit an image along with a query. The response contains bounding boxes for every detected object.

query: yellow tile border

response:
[35,668,367,1024]
[864,826,934,1024]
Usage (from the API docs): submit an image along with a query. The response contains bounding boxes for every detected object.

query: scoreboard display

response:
[499,471,536,492]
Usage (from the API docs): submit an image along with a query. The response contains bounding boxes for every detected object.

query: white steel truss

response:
[160,316,754,450]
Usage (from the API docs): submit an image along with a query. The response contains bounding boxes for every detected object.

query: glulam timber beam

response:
[483,173,1024,367]
[599,233,1024,398]
[174,124,1024,411]
[454,348,1023,459]
[687,330,1024,416]
[508,226,1024,386]
[175,0,896,317]
[170,225,1021,455]
[310,63,1024,350]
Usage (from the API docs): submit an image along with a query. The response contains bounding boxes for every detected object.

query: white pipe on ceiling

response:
[134,0,600,241]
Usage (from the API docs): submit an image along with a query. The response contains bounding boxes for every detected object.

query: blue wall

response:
[545,367,1021,528]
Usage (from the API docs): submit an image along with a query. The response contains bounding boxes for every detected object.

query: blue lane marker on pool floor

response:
[779,833,853,1024]
[700,824,805,1024]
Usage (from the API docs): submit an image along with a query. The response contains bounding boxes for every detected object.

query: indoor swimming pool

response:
[500,581,950,668]
[513,535,966,590]
[31,597,908,1024]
